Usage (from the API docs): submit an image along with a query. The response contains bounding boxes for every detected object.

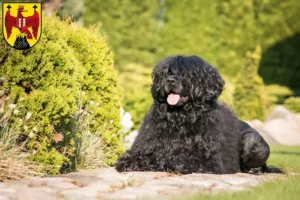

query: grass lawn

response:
[185,145,300,200]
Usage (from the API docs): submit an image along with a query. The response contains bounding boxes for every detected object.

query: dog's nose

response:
[167,76,177,85]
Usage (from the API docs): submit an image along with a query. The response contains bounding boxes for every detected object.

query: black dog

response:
[116,55,276,174]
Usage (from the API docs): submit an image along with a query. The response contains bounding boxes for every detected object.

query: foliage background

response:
[0,0,299,176]
[81,0,300,128]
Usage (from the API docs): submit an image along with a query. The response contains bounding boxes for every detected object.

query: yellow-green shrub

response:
[219,74,235,107]
[284,97,300,113]
[265,84,293,105]
[233,46,266,120]
[0,16,123,174]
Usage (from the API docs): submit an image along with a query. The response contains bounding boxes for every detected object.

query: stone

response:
[97,172,129,186]
[296,114,300,122]
[191,180,230,189]
[13,188,57,200]
[245,119,264,129]
[258,129,279,145]
[183,173,219,181]
[143,185,182,195]
[125,171,179,181]
[20,177,75,187]
[0,167,286,200]
[256,106,300,145]
[124,130,138,148]
[59,181,113,200]
[60,188,100,200]
[263,119,300,145]
[267,106,292,121]
[0,188,16,196]
[145,177,195,189]
[266,106,300,133]
[244,106,300,145]
[223,177,256,186]
[102,186,158,200]
[79,182,111,192]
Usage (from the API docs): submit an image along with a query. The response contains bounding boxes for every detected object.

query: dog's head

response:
[151,55,224,107]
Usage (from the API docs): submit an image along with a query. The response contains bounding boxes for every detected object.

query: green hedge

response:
[0,15,123,174]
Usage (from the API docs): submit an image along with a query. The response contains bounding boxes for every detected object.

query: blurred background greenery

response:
[1,0,300,128]
[0,0,300,177]
[54,0,300,128]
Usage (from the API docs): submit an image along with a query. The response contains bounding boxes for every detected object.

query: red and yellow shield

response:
[2,2,42,50]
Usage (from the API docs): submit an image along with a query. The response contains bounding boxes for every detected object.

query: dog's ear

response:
[203,66,225,101]
[188,56,225,102]
[151,61,168,101]
[151,70,159,100]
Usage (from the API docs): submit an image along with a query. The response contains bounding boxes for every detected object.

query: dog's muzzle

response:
[165,76,189,106]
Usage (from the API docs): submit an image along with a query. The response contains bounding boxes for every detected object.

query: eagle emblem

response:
[2,3,42,50]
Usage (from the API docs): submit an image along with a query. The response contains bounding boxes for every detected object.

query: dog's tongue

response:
[167,94,180,105]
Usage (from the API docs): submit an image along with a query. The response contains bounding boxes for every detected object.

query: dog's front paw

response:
[115,151,134,172]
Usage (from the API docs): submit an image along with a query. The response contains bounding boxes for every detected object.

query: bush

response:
[284,97,300,113]
[119,63,152,130]
[265,84,293,105]
[233,46,266,120]
[218,74,235,107]
[0,16,123,174]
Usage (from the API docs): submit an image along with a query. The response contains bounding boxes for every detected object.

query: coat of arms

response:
[2,3,41,50]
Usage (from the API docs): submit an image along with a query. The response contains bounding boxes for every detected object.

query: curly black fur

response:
[116,55,277,174]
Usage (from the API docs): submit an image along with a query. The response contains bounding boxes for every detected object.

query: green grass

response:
[185,145,300,200]
[267,145,300,173]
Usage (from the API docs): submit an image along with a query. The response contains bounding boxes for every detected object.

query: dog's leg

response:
[240,131,270,172]
[115,150,147,172]
[115,150,161,172]
[115,150,135,172]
